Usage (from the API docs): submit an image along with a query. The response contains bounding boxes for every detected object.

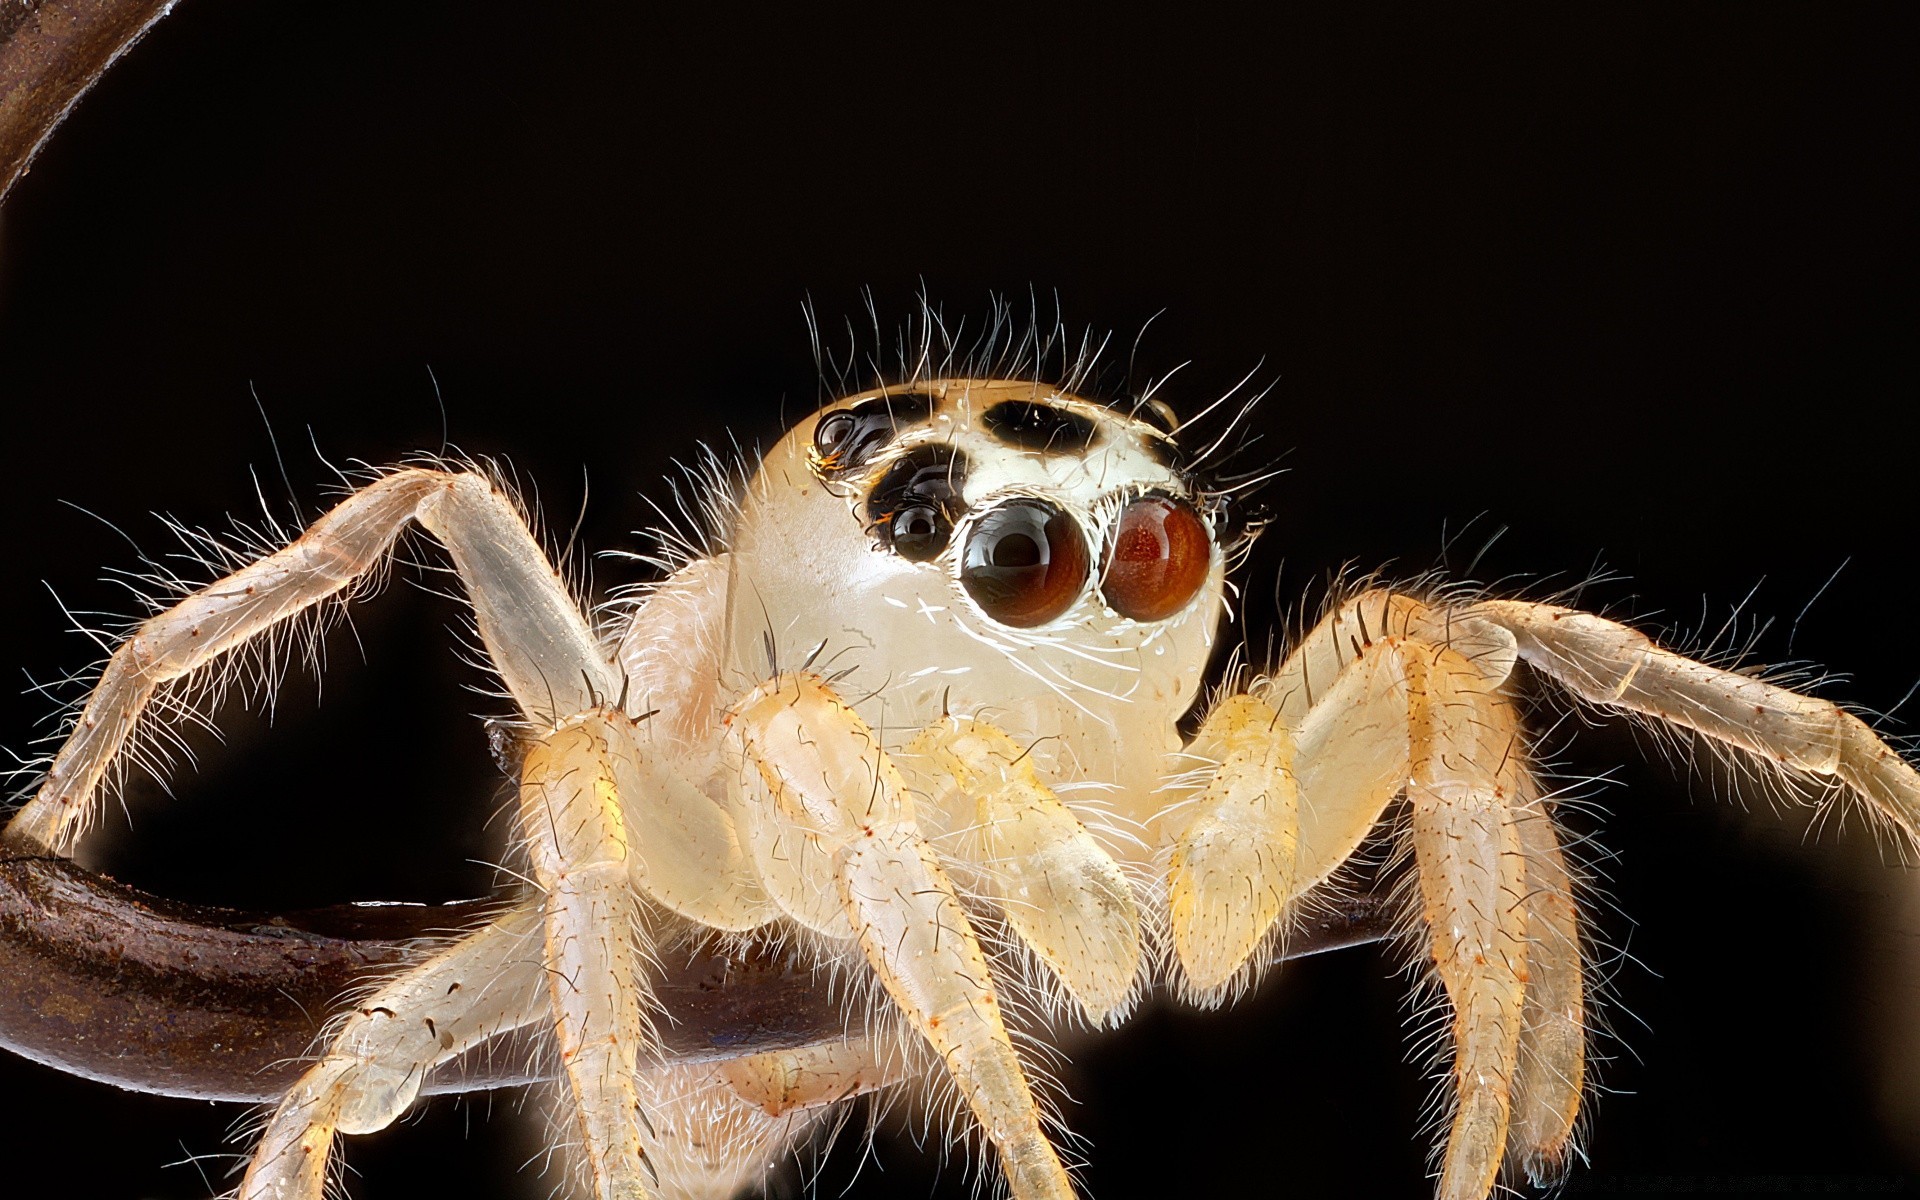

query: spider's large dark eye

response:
[1100,496,1211,621]
[960,500,1089,628]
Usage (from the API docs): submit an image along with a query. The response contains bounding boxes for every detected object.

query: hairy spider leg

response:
[1469,601,1920,841]
[8,469,621,854]
[1167,591,1573,1199]
[240,903,547,1200]
[727,673,1077,1200]
[521,715,662,1199]
[1400,640,1531,1200]
[629,1042,895,1200]
[715,1036,901,1118]
[1,468,738,1200]
[1507,772,1584,1187]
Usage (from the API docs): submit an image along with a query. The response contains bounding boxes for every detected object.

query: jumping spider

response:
[7,375,1916,1200]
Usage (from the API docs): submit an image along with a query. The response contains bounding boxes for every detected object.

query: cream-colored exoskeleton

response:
[8,375,1920,1200]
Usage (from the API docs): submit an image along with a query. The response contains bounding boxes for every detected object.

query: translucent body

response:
[10,377,1920,1200]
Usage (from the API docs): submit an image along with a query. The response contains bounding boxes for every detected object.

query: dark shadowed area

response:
[0,4,1913,1198]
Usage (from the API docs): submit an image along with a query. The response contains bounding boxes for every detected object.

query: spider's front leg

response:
[728,673,1083,1200]
[8,469,624,853]
[4,469,689,1199]
[519,713,659,1200]
[1167,592,1582,1200]
[514,705,775,1200]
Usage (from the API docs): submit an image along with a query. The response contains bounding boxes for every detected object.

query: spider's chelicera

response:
[6,373,1917,1200]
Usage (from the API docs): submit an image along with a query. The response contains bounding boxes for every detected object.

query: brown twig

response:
[0,830,1395,1103]
[0,0,177,206]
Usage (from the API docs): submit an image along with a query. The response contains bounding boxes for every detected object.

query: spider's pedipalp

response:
[728,672,1076,1200]
[905,715,1144,1026]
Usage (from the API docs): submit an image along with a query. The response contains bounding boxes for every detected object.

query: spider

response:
[5,368,1917,1200]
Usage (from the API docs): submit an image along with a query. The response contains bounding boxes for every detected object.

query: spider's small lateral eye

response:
[814,411,860,456]
[890,504,950,561]
[960,500,1089,628]
[1100,496,1211,621]
[813,393,936,475]
[866,444,967,558]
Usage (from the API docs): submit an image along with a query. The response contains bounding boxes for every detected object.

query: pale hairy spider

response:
[6,343,1919,1200]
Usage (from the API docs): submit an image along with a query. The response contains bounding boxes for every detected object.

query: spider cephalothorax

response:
[714,380,1228,820]
[7,368,1918,1200]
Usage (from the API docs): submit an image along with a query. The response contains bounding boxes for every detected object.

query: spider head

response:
[728,380,1234,742]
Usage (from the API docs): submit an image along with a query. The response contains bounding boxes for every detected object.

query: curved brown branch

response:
[0,831,1395,1103]
[0,0,177,206]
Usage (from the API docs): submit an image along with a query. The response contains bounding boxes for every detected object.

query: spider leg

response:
[1,468,697,1198]
[1507,774,1584,1187]
[905,716,1142,1023]
[238,901,547,1200]
[1401,640,1531,1200]
[1168,590,1514,994]
[1467,600,1920,838]
[9,468,619,855]
[629,1039,899,1200]
[715,1036,899,1117]
[1174,591,1562,1198]
[521,713,661,1200]
[729,673,1075,1200]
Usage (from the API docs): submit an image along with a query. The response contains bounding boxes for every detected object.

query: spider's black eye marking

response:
[982,400,1099,454]
[813,392,938,476]
[1131,397,1180,436]
[865,444,968,561]
[1143,434,1185,469]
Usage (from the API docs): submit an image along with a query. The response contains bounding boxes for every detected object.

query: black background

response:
[0,4,1914,1198]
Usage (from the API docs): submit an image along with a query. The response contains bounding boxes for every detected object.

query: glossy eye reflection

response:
[960,500,1089,628]
[1100,496,1212,621]
[889,504,949,561]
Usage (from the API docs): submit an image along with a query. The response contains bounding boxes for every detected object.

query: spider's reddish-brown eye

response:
[1100,496,1212,621]
[960,500,1089,628]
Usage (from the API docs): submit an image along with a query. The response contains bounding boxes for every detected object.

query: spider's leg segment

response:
[9,469,621,854]
[716,1035,900,1118]
[521,714,660,1200]
[729,673,1076,1200]
[0,469,703,1199]
[239,902,547,1200]
[906,717,1143,1023]
[1469,600,1920,838]
[1172,590,1570,1198]
[1507,773,1584,1186]
[632,1039,900,1200]
[1400,639,1531,1200]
